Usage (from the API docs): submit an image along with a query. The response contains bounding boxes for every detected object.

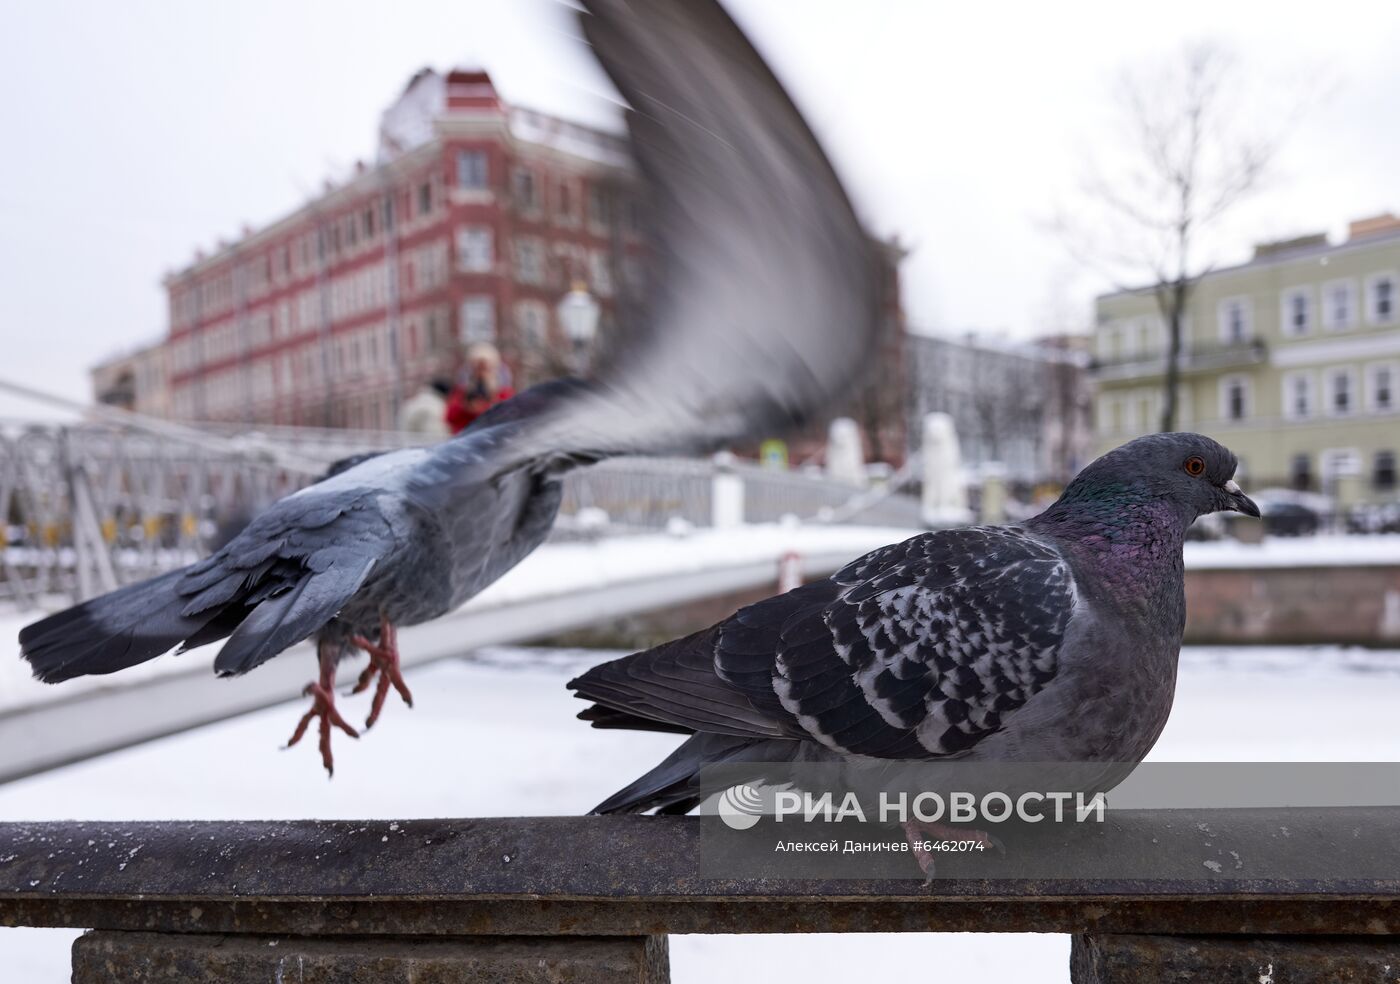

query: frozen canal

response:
[3,643,1399,982]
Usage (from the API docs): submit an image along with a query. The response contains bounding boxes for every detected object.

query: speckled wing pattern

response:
[715,528,1077,759]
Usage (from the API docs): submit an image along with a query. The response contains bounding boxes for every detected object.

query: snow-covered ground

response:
[3,643,1399,983]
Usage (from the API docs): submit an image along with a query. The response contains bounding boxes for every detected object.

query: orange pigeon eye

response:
[1184,455,1206,477]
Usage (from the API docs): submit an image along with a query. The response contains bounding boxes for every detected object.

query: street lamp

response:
[557,280,600,374]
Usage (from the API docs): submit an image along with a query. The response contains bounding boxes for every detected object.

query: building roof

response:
[90,337,168,373]
[1097,214,1400,303]
[908,328,1091,366]
[166,69,633,284]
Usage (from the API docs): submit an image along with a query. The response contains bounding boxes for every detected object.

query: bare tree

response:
[1059,43,1289,432]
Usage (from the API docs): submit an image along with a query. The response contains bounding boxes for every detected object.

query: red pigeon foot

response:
[286,645,359,776]
[352,615,413,730]
[900,819,1002,883]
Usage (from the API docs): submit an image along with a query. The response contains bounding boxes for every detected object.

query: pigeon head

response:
[1051,432,1260,526]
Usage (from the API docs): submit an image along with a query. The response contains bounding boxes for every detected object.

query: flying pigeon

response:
[18,0,881,774]
[570,433,1260,868]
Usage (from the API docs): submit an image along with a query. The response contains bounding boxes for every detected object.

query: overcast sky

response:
[2,0,1398,413]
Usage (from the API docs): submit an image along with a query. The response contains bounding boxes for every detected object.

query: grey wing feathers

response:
[209,550,377,676]
[572,528,1077,761]
[20,484,396,684]
[506,0,881,468]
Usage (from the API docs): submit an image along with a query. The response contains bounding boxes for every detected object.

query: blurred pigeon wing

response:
[511,0,881,464]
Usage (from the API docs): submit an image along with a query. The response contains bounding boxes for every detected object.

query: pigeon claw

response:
[351,617,413,730]
[900,820,940,883]
[286,654,359,777]
[900,819,1003,885]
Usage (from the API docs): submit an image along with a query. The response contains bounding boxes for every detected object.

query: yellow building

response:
[1093,214,1400,503]
[90,339,171,420]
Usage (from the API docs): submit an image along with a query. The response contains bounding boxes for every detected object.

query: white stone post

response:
[920,413,971,528]
[980,463,1008,526]
[711,452,745,529]
[826,417,866,487]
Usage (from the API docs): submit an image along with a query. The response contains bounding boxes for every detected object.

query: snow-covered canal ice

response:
[3,644,1399,982]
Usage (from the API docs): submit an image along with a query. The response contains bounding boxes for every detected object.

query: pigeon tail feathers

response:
[20,567,220,683]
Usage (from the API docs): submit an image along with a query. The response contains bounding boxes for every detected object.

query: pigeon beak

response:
[1222,480,1260,518]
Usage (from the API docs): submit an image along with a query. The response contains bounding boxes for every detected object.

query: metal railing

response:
[189,420,425,461]
[561,456,924,530]
[1,811,1397,981]
[0,421,309,609]
[0,420,923,610]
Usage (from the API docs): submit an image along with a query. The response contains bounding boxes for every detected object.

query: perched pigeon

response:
[18,0,881,774]
[571,433,1260,860]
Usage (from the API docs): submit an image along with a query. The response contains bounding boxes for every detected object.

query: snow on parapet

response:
[1185,534,1400,569]
[379,67,631,170]
[508,107,631,169]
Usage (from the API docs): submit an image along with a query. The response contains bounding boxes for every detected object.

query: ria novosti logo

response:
[717,783,765,830]
[712,783,1107,828]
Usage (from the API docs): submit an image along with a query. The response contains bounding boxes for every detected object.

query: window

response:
[1369,363,1396,412]
[513,168,537,210]
[1097,394,1122,435]
[417,182,432,216]
[588,184,611,229]
[1282,370,1314,420]
[1367,273,1397,325]
[456,150,488,190]
[456,226,494,273]
[1322,279,1356,331]
[1219,375,1250,421]
[1135,392,1154,434]
[556,181,572,219]
[1096,324,1118,362]
[1217,297,1252,344]
[588,249,613,297]
[1279,286,1311,337]
[426,311,441,352]
[515,238,545,285]
[515,301,549,347]
[1321,448,1362,485]
[1173,384,1191,427]
[1325,367,1357,416]
[1116,322,1138,360]
[1136,317,1160,357]
[459,296,496,344]
[1115,393,1136,433]
[1375,451,1398,491]
[1290,453,1312,491]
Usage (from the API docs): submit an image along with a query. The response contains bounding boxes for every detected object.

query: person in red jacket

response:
[446,342,515,434]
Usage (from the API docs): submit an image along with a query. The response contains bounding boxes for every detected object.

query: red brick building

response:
[159,69,644,429]
[96,67,907,463]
